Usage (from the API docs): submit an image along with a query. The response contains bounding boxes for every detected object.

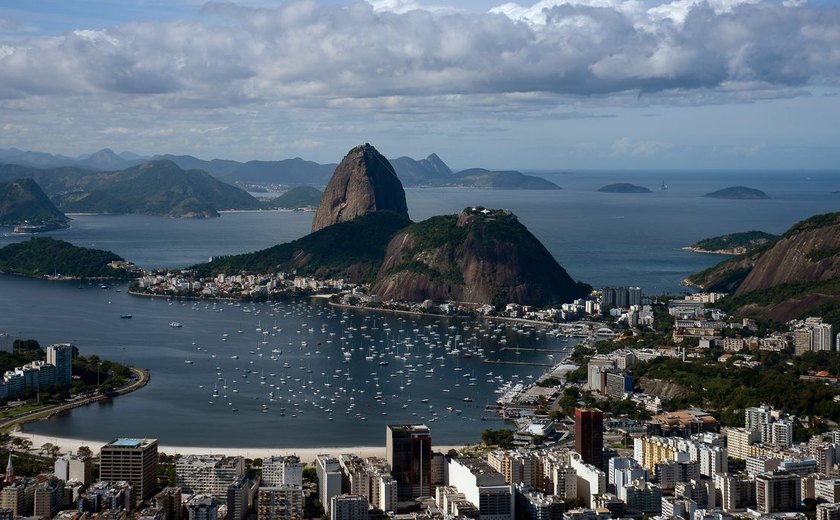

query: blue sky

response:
[1,0,838,170]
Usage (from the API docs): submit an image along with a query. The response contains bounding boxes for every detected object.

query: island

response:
[264,186,323,210]
[597,183,652,193]
[683,230,778,255]
[0,237,139,279]
[703,186,769,199]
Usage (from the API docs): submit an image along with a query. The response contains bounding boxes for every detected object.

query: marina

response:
[0,275,580,448]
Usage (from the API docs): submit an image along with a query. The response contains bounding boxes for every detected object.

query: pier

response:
[482,359,554,367]
[499,347,568,353]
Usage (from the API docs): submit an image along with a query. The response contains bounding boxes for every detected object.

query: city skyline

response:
[1,0,839,170]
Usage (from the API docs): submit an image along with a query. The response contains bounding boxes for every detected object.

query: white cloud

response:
[0,0,835,108]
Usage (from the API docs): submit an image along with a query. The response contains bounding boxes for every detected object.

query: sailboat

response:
[660,180,669,191]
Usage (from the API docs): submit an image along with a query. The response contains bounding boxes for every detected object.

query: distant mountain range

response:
[0,161,261,218]
[0,147,560,190]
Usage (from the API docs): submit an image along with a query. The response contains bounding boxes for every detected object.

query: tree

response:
[39,442,60,459]
[77,446,93,459]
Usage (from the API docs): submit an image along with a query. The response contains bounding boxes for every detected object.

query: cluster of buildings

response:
[7,402,840,520]
[0,344,76,401]
[133,272,351,300]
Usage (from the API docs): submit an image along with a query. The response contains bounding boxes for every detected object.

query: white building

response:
[447,458,513,520]
[262,456,303,488]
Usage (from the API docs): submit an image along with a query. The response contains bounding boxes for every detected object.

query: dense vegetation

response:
[0,237,127,279]
[0,178,68,225]
[481,428,515,448]
[192,211,412,282]
[689,231,778,253]
[265,186,322,209]
[381,215,467,284]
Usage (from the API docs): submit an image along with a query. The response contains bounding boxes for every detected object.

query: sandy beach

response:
[14,431,466,463]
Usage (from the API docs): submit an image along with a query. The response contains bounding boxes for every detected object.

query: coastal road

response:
[0,367,150,432]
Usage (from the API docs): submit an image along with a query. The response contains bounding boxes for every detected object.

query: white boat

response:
[169,322,182,328]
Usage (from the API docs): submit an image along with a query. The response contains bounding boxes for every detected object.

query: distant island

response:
[265,186,323,210]
[703,186,769,200]
[597,183,651,194]
[683,231,778,255]
[0,237,137,279]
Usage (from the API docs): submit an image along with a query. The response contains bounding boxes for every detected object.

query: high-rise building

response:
[33,476,65,519]
[54,453,92,485]
[46,343,77,386]
[316,455,343,513]
[745,404,773,432]
[817,503,840,520]
[186,495,218,520]
[386,424,432,499]
[755,472,800,514]
[262,456,303,488]
[152,487,183,520]
[329,494,369,520]
[447,458,513,520]
[176,455,244,498]
[227,477,258,520]
[257,486,304,520]
[574,408,604,469]
[99,438,159,502]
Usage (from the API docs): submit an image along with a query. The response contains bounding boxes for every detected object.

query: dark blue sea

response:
[0,169,837,447]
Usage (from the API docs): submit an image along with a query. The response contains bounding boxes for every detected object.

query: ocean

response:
[0,169,837,447]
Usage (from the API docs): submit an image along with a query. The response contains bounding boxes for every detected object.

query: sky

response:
[0,0,839,170]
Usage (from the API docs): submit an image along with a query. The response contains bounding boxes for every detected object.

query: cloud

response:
[0,0,836,109]
[610,136,673,157]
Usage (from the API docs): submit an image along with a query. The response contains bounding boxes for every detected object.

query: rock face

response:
[735,213,840,296]
[312,144,409,232]
[372,207,589,306]
[688,212,840,322]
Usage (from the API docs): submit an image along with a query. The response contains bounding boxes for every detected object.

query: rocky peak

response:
[311,143,409,232]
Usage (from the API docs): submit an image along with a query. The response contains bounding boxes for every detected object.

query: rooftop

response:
[106,438,156,448]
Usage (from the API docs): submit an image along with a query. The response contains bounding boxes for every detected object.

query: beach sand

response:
[14,431,467,463]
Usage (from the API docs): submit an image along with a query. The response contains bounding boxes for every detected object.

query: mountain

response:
[703,186,769,200]
[311,144,409,232]
[57,160,262,217]
[266,186,323,210]
[0,237,126,279]
[0,178,69,226]
[598,183,652,193]
[687,212,840,324]
[0,161,261,218]
[152,154,337,186]
[451,169,560,189]
[372,207,590,307]
[76,148,142,171]
[193,211,412,282]
[390,153,453,185]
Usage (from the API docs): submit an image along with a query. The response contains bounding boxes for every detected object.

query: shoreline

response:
[13,431,467,462]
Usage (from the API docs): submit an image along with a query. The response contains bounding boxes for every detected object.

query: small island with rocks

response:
[597,183,652,193]
[703,186,769,200]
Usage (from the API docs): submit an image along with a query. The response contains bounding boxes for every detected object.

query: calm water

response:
[0,169,838,447]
